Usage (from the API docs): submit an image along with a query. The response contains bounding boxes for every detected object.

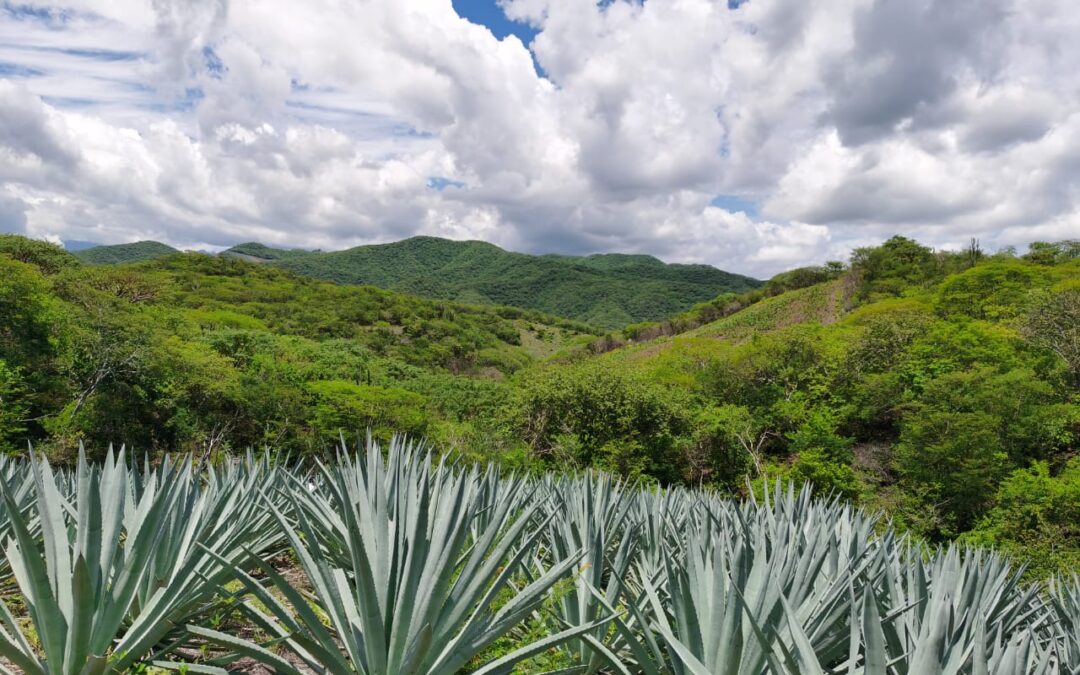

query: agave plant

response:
[130,451,287,616]
[531,472,640,673]
[190,437,608,675]
[0,454,35,580]
[0,435,1072,675]
[1049,574,1080,673]
[643,504,864,672]
[863,544,1056,675]
[0,449,283,674]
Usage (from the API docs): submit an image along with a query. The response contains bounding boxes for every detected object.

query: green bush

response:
[965,458,1080,578]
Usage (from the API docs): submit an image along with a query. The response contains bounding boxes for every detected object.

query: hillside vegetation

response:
[224,241,317,262]
[510,237,1080,576]
[2,233,1079,579]
[74,240,179,264]
[0,234,593,459]
[223,236,762,328]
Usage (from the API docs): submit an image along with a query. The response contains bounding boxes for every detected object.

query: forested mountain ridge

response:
[74,240,179,264]
[225,235,763,328]
[0,233,594,459]
[76,236,761,328]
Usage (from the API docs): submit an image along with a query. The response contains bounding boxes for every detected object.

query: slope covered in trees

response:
[223,236,762,328]
[507,237,1080,576]
[2,233,1078,577]
[0,234,594,460]
[74,240,179,264]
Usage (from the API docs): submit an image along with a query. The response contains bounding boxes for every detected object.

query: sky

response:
[0,0,1078,277]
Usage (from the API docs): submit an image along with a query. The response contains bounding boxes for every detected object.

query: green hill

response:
[222,236,762,329]
[75,240,178,264]
[1,235,595,459]
[221,241,317,262]
[4,233,1080,577]
[530,237,1079,575]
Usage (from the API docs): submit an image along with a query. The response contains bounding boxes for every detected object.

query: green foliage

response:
[0,360,27,452]
[965,459,1080,579]
[227,235,761,329]
[1023,239,1080,265]
[851,235,938,298]
[222,241,315,261]
[691,281,844,341]
[935,260,1045,320]
[895,410,1010,537]
[762,262,845,296]
[682,404,757,486]
[0,257,61,371]
[508,361,688,482]
[306,380,428,443]
[596,238,1080,571]
[0,234,80,275]
[1019,283,1080,385]
[0,236,590,458]
[74,240,179,264]
[4,233,1080,577]
[893,367,1076,537]
[788,410,854,460]
[747,411,859,500]
[785,448,859,500]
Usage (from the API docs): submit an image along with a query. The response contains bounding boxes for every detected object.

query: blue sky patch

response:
[0,61,43,77]
[427,176,465,190]
[15,45,144,62]
[203,47,225,78]
[2,2,73,27]
[451,0,546,76]
[710,194,759,218]
[452,0,538,44]
[42,95,98,108]
[140,87,205,113]
[57,47,142,61]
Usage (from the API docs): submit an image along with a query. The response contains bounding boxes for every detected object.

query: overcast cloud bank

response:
[0,0,1078,276]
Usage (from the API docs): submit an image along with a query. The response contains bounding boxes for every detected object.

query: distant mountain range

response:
[73,240,179,264]
[69,236,762,329]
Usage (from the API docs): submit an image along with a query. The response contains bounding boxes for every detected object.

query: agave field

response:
[0,440,1077,675]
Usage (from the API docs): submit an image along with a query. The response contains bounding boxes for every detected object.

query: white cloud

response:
[0,0,1078,278]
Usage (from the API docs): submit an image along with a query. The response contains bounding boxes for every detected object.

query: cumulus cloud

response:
[0,0,1078,277]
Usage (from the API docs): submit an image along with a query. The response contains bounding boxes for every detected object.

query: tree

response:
[787,409,853,461]
[0,360,27,452]
[0,234,80,275]
[850,235,938,298]
[1020,286,1080,387]
[965,459,1080,578]
[784,409,858,499]
[306,380,428,447]
[787,449,859,500]
[683,406,755,486]
[934,261,1041,320]
[507,361,687,482]
[0,257,72,445]
[709,404,776,477]
[1022,240,1080,265]
[910,367,1076,463]
[895,410,1009,538]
